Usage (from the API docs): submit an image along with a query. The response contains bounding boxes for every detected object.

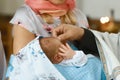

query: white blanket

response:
[6,37,66,80]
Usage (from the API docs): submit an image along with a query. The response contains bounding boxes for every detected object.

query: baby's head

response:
[39,37,64,64]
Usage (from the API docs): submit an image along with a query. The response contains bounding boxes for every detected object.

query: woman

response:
[12,0,88,54]
[6,0,105,80]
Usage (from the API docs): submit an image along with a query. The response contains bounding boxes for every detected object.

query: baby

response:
[5,37,88,80]
[39,36,87,67]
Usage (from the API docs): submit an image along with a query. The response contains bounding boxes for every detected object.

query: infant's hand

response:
[58,43,75,60]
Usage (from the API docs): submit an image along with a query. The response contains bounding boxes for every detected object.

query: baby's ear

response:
[54,54,63,63]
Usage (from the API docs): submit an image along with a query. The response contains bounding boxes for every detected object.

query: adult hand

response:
[52,24,84,42]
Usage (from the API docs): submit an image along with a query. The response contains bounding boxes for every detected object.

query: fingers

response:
[51,25,63,37]
[51,28,59,38]
[58,34,69,42]
[58,44,68,59]
[58,52,67,57]
[58,43,75,59]
[52,24,68,41]
[59,44,68,52]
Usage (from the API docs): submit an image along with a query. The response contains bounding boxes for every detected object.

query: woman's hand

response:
[58,43,75,59]
[52,24,84,42]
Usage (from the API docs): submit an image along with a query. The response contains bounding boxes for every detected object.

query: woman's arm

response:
[13,24,35,54]
[73,29,99,57]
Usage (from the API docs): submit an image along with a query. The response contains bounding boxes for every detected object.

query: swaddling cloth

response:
[6,37,66,80]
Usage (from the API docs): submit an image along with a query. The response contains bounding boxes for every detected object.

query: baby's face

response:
[40,37,64,63]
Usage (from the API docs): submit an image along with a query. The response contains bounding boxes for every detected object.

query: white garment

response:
[92,30,120,80]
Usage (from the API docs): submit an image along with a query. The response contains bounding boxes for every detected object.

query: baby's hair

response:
[39,37,62,63]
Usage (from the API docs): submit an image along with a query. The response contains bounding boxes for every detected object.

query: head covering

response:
[25,0,75,16]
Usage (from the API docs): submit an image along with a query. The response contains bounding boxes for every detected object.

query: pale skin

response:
[13,0,67,54]
[13,25,35,54]
[58,43,75,60]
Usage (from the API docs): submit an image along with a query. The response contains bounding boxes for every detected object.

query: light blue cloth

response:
[54,56,106,80]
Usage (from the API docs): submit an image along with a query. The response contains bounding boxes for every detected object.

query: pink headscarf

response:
[25,0,75,16]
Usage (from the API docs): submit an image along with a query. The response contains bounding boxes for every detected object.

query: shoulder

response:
[11,4,40,24]
[14,4,34,17]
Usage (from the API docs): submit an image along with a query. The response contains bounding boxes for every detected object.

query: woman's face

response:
[48,0,66,5]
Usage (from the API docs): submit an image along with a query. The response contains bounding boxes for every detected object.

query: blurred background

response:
[0,0,120,61]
